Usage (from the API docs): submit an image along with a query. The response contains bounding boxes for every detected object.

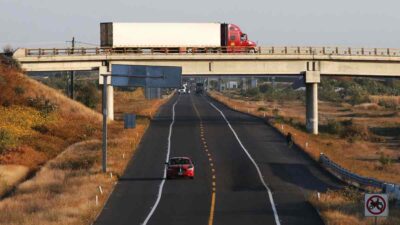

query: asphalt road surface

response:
[94,93,343,225]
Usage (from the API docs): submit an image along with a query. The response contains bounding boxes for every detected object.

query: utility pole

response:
[69,37,75,99]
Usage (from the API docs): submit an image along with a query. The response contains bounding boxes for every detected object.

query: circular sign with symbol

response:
[366,195,386,215]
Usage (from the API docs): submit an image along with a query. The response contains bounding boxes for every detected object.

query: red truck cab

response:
[222,23,257,53]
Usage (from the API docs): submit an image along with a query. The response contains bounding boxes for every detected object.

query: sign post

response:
[365,193,389,225]
[100,64,181,173]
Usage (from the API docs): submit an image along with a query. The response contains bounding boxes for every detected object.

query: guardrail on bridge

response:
[21,46,400,57]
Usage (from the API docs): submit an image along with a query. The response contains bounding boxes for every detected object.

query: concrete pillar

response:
[218,78,223,92]
[250,77,257,88]
[306,83,318,134]
[241,78,248,90]
[107,85,114,121]
[304,70,320,135]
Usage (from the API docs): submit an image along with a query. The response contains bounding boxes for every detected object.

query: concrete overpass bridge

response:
[13,46,400,134]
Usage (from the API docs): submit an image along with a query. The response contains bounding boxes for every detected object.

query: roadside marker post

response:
[100,64,182,173]
[365,193,389,225]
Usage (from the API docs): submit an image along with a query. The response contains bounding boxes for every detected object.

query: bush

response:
[0,129,17,153]
[31,125,49,134]
[346,84,370,105]
[258,106,267,111]
[324,119,344,135]
[243,87,260,97]
[1,46,21,70]
[259,83,272,93]
[51,156,96,170]
[75,82,99,109]
[27,96,57,116]
[14,86,25,96]
[339,121,371,142]
[379,152,392,166]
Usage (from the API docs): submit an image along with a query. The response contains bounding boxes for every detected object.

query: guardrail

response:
[22,46,400,57]
[319,153,400,200]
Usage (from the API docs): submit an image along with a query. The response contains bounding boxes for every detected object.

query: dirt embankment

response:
[0,64,173,225]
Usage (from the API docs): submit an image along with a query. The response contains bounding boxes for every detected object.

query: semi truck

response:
[195,83,204,94]
[100,22,257,53]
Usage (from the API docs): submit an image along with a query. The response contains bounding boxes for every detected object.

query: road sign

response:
[365,194,388,217]
[111,64,181,88]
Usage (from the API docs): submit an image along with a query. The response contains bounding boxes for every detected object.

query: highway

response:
[94,93,343,225]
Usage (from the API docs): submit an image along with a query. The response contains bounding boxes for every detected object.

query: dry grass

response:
[0,63,173,224]
[0,165,30,197]
[0,64,172,224]
[370,95,400,108]
[310,189,400,225]
[0,65,103,170]
[113,88,174,119]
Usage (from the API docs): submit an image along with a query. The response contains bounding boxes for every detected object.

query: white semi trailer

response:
[100,22,256,53]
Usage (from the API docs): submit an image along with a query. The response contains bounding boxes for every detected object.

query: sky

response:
[1,0,399,49]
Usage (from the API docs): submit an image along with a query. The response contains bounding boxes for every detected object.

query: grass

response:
[0,165,30,197]
[310,189,400,225]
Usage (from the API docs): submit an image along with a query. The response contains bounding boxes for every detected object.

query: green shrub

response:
[27,96,57,116]
[324,119,344,135]
[14,86,25,96]
[0,129,17,153]
[379,152,392,166]
[31,125,49,134]
[75,82,99,109]
[258,106,267,111]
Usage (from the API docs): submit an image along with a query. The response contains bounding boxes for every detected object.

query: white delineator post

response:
[304,70,320,135]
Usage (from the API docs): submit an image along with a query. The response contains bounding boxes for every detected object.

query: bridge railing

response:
[23,46,400,57]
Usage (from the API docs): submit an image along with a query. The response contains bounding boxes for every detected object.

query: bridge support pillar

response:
[304,71,320,135]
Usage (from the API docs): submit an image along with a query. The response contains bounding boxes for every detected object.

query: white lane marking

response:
[141,97,179,225]
[209,101,281,225]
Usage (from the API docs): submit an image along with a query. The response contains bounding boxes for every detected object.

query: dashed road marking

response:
[191,95,216,225]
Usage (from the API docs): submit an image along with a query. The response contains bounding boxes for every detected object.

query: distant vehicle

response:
[178,88,186,94]
[195,83,204,94]
[100,22,257,53]
[166,157,195,179]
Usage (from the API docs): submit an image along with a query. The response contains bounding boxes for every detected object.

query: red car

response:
[166,157,195,179]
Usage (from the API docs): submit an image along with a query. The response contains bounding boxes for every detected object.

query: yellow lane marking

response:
[190,94,215,225]
[212,175,216,179]
[208,192,216,225]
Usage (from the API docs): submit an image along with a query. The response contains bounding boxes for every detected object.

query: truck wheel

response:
[187,48,193,53]
[248,48,256,53]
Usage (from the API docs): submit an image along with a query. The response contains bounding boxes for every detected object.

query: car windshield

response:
[169,158,190,165]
